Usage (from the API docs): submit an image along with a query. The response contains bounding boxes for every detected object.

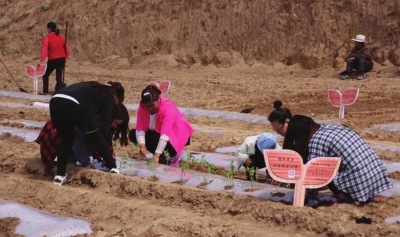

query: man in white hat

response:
[340,34,374,80]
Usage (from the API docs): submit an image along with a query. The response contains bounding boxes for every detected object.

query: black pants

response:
[128,129,190,164]
[50,97,116,175]
[327,181,343,196]
[346,58,373,76]
[43,58,66,93]
[243,145,267,180]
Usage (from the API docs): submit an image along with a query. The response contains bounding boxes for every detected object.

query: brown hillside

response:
[1,0,400,69]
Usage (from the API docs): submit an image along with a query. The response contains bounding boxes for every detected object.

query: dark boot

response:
[42,76,49,94]
[55,82,66,93]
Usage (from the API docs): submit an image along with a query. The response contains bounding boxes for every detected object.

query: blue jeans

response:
[72,128,92,164]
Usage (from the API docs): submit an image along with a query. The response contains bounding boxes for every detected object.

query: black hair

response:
[141,85,161,104]
[111,104,130,146]
[47,22,60,35]
[268,100,293,124]
[84,81,117,99]
[84,81,122,121]
[282,115,315,164]
[108,81,125,104]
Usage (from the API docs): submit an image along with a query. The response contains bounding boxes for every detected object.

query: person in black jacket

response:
[49,81,123,186]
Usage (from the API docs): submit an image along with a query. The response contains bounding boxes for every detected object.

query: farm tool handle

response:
[62,21,69,84]
[0,56,27,92]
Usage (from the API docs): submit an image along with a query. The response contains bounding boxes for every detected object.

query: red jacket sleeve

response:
[40,36,49,62]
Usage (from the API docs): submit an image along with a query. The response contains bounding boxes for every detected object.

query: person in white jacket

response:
[236,132,281,180]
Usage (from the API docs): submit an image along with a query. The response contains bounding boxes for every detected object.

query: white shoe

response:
[110,168,120,174]
[53,174,68,186]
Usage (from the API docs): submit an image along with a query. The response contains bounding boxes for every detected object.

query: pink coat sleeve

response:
[159,104,176,137]
[135,103,146,131]
[40,36,49,62]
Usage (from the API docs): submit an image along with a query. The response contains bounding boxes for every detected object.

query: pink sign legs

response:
[26,64,47,94]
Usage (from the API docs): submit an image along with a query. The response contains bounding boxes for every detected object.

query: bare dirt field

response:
[1,58,400,236]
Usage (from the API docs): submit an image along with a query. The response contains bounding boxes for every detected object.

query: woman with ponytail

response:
[267,100,293,137]
[37,21,70,94]
[129,85,194,167]
[48,81,123,186]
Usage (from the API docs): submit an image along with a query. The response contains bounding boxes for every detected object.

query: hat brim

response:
[351,39,367,43]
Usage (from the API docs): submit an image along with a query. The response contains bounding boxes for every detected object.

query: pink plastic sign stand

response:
[159,80,171,94]
[149,80,171,95]
[328,87,359,119]
[264,149,341,207]
[149,81,160,88]
[26,64,47,94]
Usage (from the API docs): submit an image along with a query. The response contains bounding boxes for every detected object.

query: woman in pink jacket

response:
[129,85,193,167]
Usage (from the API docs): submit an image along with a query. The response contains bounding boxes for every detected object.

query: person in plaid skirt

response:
[35,118,60,175]
[279,115,392,203]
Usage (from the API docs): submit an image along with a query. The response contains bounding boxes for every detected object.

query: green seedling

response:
[225,170,234,186]
[119,157,131,170]
[204,162,215,183]
[113,140,118,147]
[163,150,172,165]
[224,161,235,186]
[186,152,198,163]
[200,154,207,167]
[133,143,140,148]
[180,163,191,182]
[40,4,49,11]
[246,166,256,189]
[229,161,235,173]
[146,157,156,177]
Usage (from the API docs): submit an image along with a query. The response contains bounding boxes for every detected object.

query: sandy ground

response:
[1,57,400,236]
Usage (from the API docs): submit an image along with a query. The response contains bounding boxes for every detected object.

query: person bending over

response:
[129,85,193,167]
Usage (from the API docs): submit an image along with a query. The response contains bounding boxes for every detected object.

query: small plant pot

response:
[244,187,261,192]
[172,180,186,185]
[224,185,233,190]
[147,175,159,182]
[271,191,286,197]
[197,180,213,189]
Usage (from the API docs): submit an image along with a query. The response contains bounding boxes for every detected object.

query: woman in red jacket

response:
[37,22,70,94]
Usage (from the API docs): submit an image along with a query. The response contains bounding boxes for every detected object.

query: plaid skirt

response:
[36,119,113,174]
[308,124,393,202]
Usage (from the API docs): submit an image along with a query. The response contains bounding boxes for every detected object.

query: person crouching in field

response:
[74,104,130,166]
[48,81,122,185]
[236,133,281,181]
[76,81,128,165]
[36,104,130,175]
[129,85,193,167]
[340,34,373,81]
[272,113,393,204]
